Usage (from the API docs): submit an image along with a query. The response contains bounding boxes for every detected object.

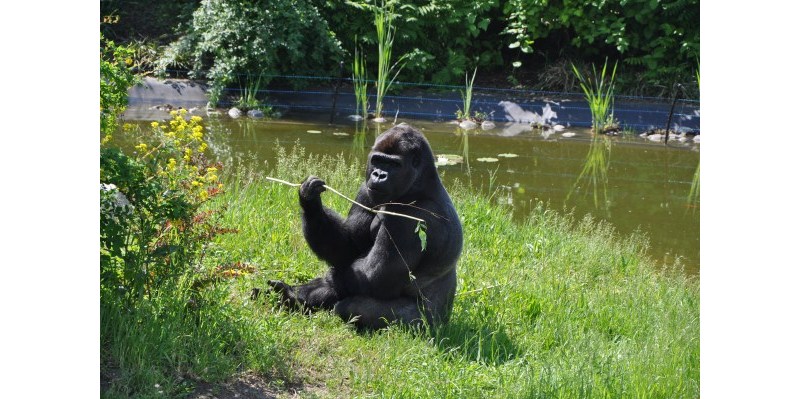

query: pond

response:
[121,107,700,275]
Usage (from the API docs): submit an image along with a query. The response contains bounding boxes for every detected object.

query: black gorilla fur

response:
[267,124,463,330]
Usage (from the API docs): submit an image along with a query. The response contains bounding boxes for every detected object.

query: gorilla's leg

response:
[333,296,434,330]
[267,276,339,312]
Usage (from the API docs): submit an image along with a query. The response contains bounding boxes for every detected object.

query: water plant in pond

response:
[352,41,370,119]
[234,74,263,111]
[572,59,619,134]
[456,67,481,127]
[373,0,408,122]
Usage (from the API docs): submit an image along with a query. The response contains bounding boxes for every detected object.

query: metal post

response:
[664,83,683,144]
[329,61,345,125]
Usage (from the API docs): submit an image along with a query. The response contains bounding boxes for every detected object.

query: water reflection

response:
[686,161,700,211]
[456,127,472,176]
[566,135,612,215]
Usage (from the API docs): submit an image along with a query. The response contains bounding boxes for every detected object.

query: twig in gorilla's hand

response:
[264,176,427,225]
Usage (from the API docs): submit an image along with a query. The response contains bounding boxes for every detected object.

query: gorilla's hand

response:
[299,176,327,207]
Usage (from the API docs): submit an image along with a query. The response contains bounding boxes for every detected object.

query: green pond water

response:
[120,109,700,275]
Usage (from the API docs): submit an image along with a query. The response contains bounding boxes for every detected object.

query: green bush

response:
[100,34,137,141]
[503,0,700,90]
[159,0,344,104]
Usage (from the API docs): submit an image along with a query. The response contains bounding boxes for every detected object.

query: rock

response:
[481,120,496,130]
[552,124,565,131]
[459,120,477,130]
[561,132,576,138]
[347,114,364,121]
[647,134,663,142]
[373,117,387,123]
[247,109,265,118]
[693,135,700,143]
[228,107,242,118]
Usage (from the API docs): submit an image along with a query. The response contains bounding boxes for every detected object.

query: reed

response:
[352,41,369,119]
[457,67,478,121]
[572,59,618,134]
[373,0,407,121]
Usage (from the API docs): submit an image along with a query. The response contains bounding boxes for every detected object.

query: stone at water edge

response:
[228,107,242,118]
[459,120,477,130]
[561,132,576,138]
[373,117,387,123]
[481,121,496,130]
[552,124,565,131]
[347,115,364,121]
[247,109,265,118]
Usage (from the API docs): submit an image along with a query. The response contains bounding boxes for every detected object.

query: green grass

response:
[101,146,699,398]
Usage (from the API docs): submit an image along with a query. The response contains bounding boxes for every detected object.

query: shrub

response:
[101,112,228,305]
[158,0,344,104]
[100,34,137,141]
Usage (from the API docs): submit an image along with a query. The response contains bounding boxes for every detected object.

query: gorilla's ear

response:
[412,153,421,168]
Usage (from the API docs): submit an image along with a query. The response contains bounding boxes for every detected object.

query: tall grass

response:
[352,41,369,119]
[373,0,407,122]
[235,74,263,111]
[103,145,698,398]
[572,59,618,134]
[457,67,478,121]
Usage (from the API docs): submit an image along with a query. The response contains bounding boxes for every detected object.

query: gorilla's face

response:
[366,151,418,203]
[365,128,428,203]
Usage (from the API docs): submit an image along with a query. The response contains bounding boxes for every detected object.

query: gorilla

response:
[266,124,463,330]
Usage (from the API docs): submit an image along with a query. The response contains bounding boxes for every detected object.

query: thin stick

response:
[264,176,426,224]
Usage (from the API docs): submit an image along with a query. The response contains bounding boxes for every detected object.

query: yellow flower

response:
[190,116,203,123]
[135,143,148,152]
[191,181,200,187]
[170,110,178,116]
[166,158,177,171]
[150,121,159,128]
[199,190,209,201]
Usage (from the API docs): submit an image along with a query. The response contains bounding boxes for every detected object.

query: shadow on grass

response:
[432,318,521,366]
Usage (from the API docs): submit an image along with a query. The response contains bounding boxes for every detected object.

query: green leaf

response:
[415,222,427,251]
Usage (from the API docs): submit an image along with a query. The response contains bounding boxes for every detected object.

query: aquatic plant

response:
[456,67,479,122]
[234,74,263,111]
[572,59,618,134]
[373,0,408,122]
[352,41,370,119]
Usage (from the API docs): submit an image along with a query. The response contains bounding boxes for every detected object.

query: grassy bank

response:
[101,145,699,398]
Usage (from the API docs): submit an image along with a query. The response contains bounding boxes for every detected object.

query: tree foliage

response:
[159,0,344,103]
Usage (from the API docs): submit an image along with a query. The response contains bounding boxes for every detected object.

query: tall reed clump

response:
[572,59,618,134]
[373,0,407,122]
[456,67,479,122]
[353,42,370,119]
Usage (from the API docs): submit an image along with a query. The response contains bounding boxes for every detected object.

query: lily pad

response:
[333,132,349,136]
[497,153,519,158]
[477,157,499,163]
[306,130,322,134]
[561,132,576,138]
[435,154,463,166]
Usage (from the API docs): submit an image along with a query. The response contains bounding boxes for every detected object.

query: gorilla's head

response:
[366,125,438,203]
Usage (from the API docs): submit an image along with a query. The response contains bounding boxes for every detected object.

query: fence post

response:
[329,61,345,124]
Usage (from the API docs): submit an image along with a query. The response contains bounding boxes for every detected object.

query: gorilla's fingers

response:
[300,176,327,203]
[250,287,262,300]
[267,279,291,293]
